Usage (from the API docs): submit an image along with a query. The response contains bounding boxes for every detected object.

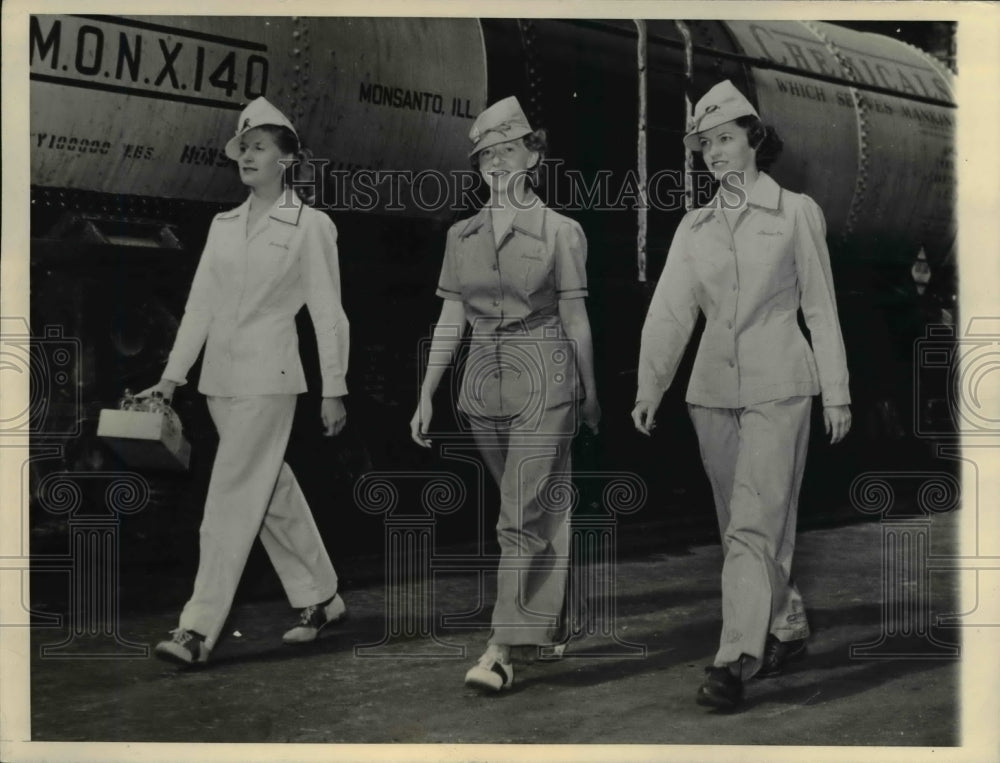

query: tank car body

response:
[27,15,957,551]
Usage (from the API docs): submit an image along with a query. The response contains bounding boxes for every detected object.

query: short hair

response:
[469,128,549,188]
[734,116,783,171]
[255,124,316,205]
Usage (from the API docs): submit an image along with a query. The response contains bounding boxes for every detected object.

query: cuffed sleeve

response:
[554,219,588,300]
[636,215,701,405]
[302,213,350,397]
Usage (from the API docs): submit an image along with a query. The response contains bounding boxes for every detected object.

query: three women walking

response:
[144,84,851,711]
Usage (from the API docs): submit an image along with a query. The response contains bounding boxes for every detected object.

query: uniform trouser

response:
[178,395,338,650]
[469,401,576,646]
[688,396,812,679]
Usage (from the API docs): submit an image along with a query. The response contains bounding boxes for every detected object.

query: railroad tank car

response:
[25,16,957,561]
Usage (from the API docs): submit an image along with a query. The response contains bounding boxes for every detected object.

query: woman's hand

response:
[409,396,433,448]
[321,397,347,437]
[823,404,852,445]
[631,400,659,437]
[135,379,177,402]
[581,396,601,435]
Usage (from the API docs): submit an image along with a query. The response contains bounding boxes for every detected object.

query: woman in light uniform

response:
[140,97,350,666]
[410,96,601,692]
[633,80,852,709]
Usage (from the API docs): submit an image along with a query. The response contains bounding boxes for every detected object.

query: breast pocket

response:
[519,245,553,302]
[257,230,298,275]
[749,228,796,285]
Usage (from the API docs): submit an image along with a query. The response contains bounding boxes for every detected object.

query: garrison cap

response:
[468,96,534,157]
[683,80,759,151]
[225,97,299,160]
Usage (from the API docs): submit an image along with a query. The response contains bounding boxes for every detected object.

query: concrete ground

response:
[27,511,961,749]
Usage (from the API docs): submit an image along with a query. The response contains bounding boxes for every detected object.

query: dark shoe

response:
[154,628,209,666]
[282,594,347,644]
[696,666,743,710]
[757,635,807,678]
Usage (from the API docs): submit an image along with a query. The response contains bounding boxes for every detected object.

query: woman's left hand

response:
[321,397,347,437]
[580,396,601,435]
[823,404,852,445]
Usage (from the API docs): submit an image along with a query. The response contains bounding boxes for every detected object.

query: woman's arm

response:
[559,297,600,433]
[138,219,220,399]
[302,213,350,399]
[792,195,852,444]
[792,195,850,407]
[410,298,467,447]
[633,216,699,433]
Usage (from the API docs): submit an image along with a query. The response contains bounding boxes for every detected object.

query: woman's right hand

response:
[135,379,177,402]
[631,400,658,437]
[409,396,433,448]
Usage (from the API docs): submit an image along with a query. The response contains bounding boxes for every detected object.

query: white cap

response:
[468,96,534,157]
[224,97,298,160]
[683,80,759,151]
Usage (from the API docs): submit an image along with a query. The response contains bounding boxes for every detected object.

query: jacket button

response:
[728,359,735,368]
[732,283,737,292]
[492,264,498,271]
[493,298,500,306]
[727,321,733,329]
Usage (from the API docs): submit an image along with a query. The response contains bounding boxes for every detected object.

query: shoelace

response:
[168,628,195,645]
[297,604,320,626]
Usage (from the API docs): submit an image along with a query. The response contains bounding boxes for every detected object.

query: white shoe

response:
[464,645,513,692]
[282,594,347,644]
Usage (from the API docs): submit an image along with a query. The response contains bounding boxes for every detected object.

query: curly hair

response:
[733,116,784,171]
[469,128,549,187]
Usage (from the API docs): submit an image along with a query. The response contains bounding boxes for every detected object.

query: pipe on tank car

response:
[635,19,648,283]
[674,20,695,216]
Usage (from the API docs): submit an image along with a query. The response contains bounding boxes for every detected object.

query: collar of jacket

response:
[216,191,305,226]
[457,192,547,242]
[690,171,781,228]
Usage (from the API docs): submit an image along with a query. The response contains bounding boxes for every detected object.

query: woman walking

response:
[140,97,350,666]
[633,80,851,709]
[410,96,601,692]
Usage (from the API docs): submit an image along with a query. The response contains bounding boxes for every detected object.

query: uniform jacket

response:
[163,193,349,397]
[637,172,850,409]
[436,195,588,419]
